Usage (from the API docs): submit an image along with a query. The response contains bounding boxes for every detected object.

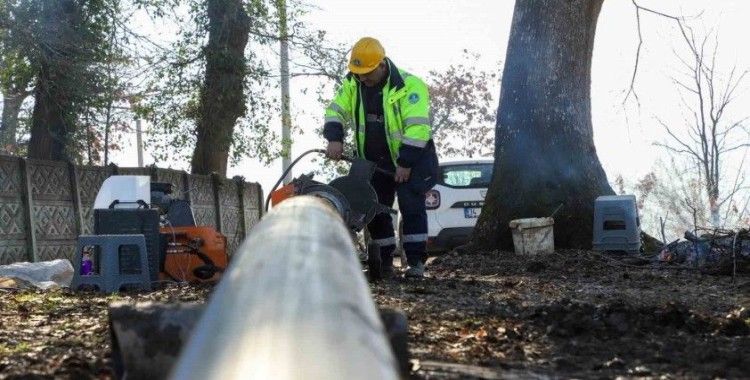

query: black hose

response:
[263,149,396,212]
[264,149,326,212]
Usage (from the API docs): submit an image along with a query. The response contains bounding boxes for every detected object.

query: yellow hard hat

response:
[348,37,385,74]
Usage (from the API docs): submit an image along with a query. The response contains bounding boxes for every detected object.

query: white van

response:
[425,159,494,251]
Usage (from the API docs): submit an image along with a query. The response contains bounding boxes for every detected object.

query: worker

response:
[323,37,438,278]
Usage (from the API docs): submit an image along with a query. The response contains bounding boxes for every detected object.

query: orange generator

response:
[159,226,227,283]
[149,182,229,284]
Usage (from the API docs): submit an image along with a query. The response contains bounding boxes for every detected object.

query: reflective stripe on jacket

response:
[323,58,432,168]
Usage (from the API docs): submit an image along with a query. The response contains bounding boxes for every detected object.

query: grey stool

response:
[71,234,152,293]
[592,195,641,253]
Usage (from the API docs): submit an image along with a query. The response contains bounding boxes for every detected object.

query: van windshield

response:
[439,163,494,188]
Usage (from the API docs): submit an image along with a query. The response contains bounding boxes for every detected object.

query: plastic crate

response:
[592,195,641,253]
[94,208,161,283]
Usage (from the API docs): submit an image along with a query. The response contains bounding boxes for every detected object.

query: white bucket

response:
[509,217,555,255]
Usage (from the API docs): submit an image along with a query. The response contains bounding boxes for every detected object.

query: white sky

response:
[111,0,750,196]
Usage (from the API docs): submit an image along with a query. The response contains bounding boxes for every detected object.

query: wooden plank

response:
[171,196,398,380]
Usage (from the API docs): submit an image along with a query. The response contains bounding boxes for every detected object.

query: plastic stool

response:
[592,195,641,253]
[71,234,152,293]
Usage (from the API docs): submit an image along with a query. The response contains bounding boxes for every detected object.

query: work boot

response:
[404,261,425,279]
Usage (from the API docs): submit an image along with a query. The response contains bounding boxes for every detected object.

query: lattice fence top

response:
[0,156,263,264]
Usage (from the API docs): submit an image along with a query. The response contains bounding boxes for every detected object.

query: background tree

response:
[632,161,708,239]
[652,28,749,228]
[137,0,276,173]
[0,0,35,154]
[473,0,615,250]
[25,0,114,161]
[0,48,33,155]
[139,0,349,175]
[428,51,499,159]
[190,0,250,175]
[73,0,140,166]
[623,3,750,235]
[0,0,176,162]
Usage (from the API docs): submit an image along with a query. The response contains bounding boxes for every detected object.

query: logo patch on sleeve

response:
[408,93,420,104]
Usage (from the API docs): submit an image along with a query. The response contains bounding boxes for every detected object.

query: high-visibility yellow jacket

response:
[323,58,432,168]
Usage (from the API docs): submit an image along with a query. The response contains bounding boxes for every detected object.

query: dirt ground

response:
[376,250,749,379]
[0,249,748,379]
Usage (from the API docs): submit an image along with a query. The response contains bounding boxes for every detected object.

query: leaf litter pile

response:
[1,250,749,379]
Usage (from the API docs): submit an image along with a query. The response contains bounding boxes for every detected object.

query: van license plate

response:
[464,208,480,218]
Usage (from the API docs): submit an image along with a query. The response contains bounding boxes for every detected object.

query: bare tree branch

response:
[719,143,750,154]
[655,117,703,161]
[648,12,749,227]
[719,149,747,209]
[627,1,701,104]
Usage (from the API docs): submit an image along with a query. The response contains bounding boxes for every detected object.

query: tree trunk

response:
[28,66,72,161]
[190,0,250,176]
[709,196,720,228]
[84,113,93,165]
[473,0,613,250]
[0,89,26,154]
[27,0,78,161]
[707,171,721,227]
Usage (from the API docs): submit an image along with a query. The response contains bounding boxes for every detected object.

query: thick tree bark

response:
[473,0,614,250]
[28,64,72,161]
[190,0,250,176]
[27,0,79,161]
[0,89,26,154]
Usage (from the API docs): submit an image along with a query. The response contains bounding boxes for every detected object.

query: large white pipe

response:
[170,196,398,380]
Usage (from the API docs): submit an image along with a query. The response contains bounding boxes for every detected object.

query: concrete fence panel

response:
[0,156,28,265]
[26,159,80,262]
[187,174,217,229]
[0,155,263,263]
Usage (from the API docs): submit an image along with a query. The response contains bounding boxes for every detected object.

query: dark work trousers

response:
[367,147,438,267]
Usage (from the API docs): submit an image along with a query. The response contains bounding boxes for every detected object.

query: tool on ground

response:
[150,182,228,283]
